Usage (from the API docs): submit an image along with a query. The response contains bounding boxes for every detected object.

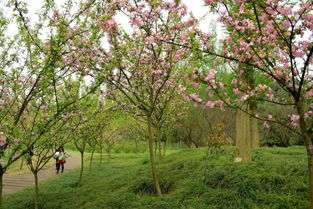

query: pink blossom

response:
[205,69,216,82]
[240,94,248,101]
[267,24,274,33]
[190,93,202,103]
[267,114,274,120]
[119,0,125,6]
[304,15,313,22]
[204,0,214,4]
[267,92,274,100]
[273,71,284,78]
[231,78,238,85]
[281,20,290,29]
[152,70,162,75]
[96,19,104,24]
[219,82,225,90]
[107,18,116,27]
[0,138,6,146]
[263,121,270,129]
[266,0,275,3]
[280,7,292,16]
[178,85,186,94]
[133,16,143,26]
[304,111,313,118]
[290,114,300,122]
[233,88,241,95]
[215,100,224,110]
[182,94,190,102]
[207,92,214,98]
[146,36,155,44]
[176,23,182,29]
[177,49,184,54]
[305,89,313,98]
[14,138,20,144]
[206,101,215,108]
[265,7,275,14]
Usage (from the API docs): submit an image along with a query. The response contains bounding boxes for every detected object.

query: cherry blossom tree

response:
[93,0,198,196]
[178,0,313,206]
[0,0,103,205]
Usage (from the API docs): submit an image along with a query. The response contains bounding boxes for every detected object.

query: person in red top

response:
[56,147,68,174]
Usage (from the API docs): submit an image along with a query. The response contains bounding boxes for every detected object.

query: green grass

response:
[3,146,310,209]
[65,140,149,154]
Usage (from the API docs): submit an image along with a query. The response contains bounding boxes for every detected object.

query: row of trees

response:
[0,0,312,208]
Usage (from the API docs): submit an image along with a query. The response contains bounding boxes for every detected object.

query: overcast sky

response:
[1,0,223,37]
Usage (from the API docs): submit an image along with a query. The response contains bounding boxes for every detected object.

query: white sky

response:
[1,0,224,38]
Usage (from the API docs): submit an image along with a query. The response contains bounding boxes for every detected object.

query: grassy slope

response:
[3,146,310,209]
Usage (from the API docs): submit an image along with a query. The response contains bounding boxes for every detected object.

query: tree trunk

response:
[307,148,313,209]
[89,148,95,172]
[34,172,39,209]
[250,116,260,148]
[156,126,163,162]
[100,145,103,167]
[20,157,24,170]
[249,102,260,148]
[163,138,167,157]
[296,101,313,209]
[135,140,138,153]
[236,108,243,156]
[147,116,162,196]
[154,141,158,160]
[78,152,84,187]
[236,105,252,162]
[243,105,252,161]
[158,141,163,162]
[0,169,3,209]
[107,146,111,163]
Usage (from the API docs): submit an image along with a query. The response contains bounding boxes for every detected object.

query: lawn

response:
[3,146,309,209]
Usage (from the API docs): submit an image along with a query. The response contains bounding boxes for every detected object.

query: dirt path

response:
[3,152,81,195]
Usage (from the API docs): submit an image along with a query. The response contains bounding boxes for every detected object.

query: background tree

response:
[93,0,198,196]
[178,0,313,206]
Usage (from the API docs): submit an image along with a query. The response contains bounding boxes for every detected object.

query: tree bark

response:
[135,139,138,153]
[89,148,95,172]
[20,157,24,170]
[249,102,260,148]
[0,169,3,209]
[34,172,39,209]
[243,105,252,161]
[163,138,166,157]
[147,116,162,196]
[157,126,163,162]
[107,146,111,163]
[296,101,313,209]
[158,140,163,162]
[100,144,103,167]
[78,152,84,187]
[307,148,313,209]
[236,105,252,162]
[250,116,260,148]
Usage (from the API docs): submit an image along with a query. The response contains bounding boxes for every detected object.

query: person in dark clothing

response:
[56,148,68,173]
[53,148,61,173]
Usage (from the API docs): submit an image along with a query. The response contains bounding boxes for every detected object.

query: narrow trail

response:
[3,153,81,195]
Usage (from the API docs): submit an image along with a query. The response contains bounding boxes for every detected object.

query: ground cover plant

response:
[2,146,309,209]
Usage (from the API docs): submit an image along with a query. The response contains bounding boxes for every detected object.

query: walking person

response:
[56,148,69,174]
[53,148,61,173]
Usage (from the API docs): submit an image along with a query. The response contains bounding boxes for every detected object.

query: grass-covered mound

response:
[3,146,309,209]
